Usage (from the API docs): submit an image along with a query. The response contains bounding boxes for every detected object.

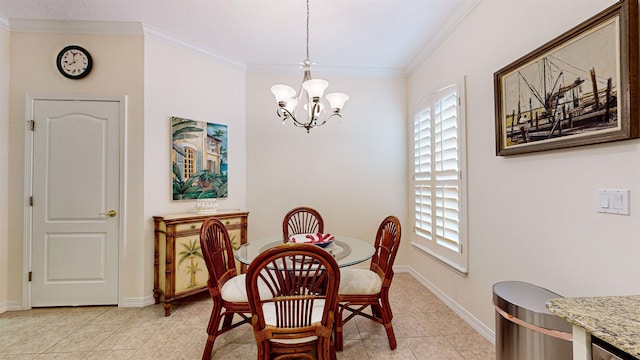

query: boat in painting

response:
[505,56,617,147]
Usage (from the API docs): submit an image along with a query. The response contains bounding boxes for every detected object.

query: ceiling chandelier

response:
[270,0,349,133]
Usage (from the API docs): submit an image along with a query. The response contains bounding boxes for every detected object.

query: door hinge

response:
[29,196,33,206]
[28,272,32,282]
[29,120,35,131]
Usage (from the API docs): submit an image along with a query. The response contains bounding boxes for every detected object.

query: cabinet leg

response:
[164,302,172,316]
[153,289,160,304]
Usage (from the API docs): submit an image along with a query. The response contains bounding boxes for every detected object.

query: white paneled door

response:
[31,99,121,306]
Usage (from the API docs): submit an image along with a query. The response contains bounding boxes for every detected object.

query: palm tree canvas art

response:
[171,116,228,200]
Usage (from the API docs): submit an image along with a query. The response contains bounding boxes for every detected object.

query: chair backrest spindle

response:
[201,218,237,283]
[282,206,325,242]
[370,216,401,277]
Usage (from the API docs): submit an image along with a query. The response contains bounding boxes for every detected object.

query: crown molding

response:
[4,18,414,77]
[405,0,481,75]
[6,19,245,70]
[142,24,245,71]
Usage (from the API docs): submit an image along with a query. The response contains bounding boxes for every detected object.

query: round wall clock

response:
[56,45,93,79]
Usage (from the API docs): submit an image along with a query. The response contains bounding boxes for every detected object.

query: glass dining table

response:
[234,235,375,268]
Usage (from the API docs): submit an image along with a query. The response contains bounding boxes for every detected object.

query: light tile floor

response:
[0,274,495,359]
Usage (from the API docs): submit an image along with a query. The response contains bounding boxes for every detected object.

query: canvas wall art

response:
[171,116,228,200]
[494,0,639,155]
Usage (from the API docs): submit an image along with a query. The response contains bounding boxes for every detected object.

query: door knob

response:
[100,210,117,217]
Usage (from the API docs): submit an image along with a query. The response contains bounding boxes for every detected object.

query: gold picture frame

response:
[494,0,639,156]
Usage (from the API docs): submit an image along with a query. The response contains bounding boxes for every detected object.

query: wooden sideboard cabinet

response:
[153,210,248,316]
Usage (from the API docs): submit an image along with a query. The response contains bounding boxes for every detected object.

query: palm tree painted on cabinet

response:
[178,239,204,289]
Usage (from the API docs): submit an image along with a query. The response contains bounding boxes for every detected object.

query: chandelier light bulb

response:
[304,102,324,116]
[303,103,323,111]
[325,93,350,111]
[271,84,296,105]
[302,79,329,99]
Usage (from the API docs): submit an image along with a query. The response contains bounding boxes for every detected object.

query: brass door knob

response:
[99,210,117,217]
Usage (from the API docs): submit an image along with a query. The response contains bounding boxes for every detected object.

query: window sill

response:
[411,241,468,277]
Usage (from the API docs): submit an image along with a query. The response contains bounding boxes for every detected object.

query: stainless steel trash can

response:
[493,281,572,360]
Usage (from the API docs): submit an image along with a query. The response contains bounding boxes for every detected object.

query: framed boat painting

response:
[494,0,639,156]
[171,116,228,200]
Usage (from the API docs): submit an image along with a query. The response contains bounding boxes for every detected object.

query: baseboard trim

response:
[121,295,156,308]
[3,296,156,310]
[394,265,495,344]
[4,301,26,312]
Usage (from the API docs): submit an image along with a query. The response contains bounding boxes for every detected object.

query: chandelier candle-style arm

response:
[269,0,349,133]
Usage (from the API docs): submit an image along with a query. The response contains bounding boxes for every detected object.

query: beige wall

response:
[142,37,247,300]
[408,0,639,337]
[6,31,145,305]
[2,28,249,307]
[0,24,9,311]
[245,71,409,262]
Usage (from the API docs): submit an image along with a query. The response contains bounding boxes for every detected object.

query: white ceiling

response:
[0,0,479,74]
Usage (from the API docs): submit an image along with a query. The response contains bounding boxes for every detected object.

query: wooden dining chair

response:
[334,215,401,351]
[199,217,252,360]
[245,243,340,360]
[282,206,325,243]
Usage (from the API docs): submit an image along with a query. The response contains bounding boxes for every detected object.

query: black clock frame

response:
[56,45,93,80]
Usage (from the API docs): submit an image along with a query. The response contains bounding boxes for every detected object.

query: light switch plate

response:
[596,189,630,215]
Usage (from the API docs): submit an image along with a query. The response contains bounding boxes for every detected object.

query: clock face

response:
[57,45,92,79]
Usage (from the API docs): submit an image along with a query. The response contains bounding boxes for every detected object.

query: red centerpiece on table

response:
[288,233,335,248]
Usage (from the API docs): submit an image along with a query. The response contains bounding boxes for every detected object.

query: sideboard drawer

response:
[221,217,243,227]
[174,222,203,232]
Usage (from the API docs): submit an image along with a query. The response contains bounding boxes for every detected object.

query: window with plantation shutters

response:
[412,78,467,274]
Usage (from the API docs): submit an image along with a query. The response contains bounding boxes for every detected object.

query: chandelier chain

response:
[306,0,310,61]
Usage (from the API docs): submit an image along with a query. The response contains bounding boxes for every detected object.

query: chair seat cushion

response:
[220,274,273,303]
[263,300,325,344]
[338,268,382,295]
[220,274,250,302]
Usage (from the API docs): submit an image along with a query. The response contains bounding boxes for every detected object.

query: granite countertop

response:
[546,295,640,358]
